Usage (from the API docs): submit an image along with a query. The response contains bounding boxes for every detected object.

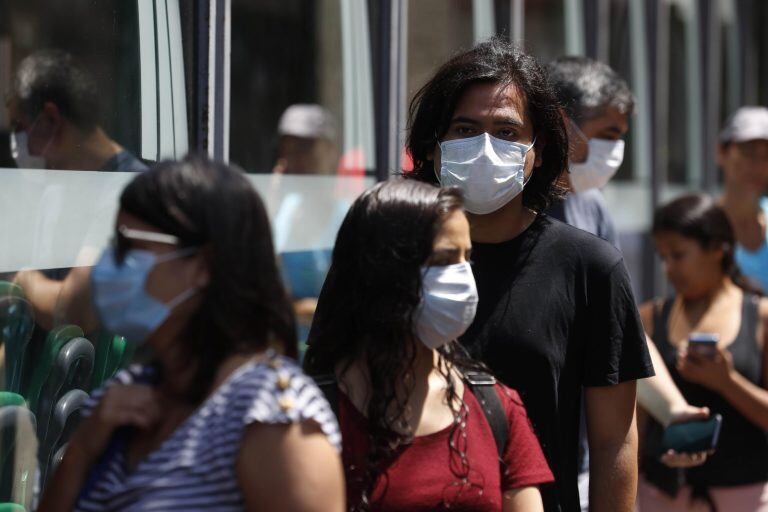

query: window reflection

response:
[0,2,188,506]
[524,0,566,63]
[229,0,377,357]
[230,0,375,177]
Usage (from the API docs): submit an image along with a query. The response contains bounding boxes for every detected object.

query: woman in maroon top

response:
[305,180,553,511]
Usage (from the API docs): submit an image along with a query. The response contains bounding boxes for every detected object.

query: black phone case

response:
[661,414,723,454]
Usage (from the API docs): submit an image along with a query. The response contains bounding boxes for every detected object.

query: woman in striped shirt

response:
[40,157,344,511]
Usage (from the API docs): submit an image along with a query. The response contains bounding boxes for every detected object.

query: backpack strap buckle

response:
[464,371,496,386]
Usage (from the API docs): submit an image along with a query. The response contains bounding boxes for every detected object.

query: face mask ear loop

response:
[568,119,589,144]
[520,136,538,188]
[166,286,200,310]
[431,129,443,184]
[153,246,199,264]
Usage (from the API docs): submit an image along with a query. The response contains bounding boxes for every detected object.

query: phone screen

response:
[661,414,723,454]
[688,332,719,358]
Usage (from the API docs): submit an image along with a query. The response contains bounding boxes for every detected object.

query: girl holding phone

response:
[638,194,768,511]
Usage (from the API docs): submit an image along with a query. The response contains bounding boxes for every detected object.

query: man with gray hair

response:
[546,56,633,248]
[547,56,711,512]
[6,49,146,172]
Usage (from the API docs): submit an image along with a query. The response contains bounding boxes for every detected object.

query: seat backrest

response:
[34,337,94,444]
[0,503,26,512]
[0,406,37,511]
[91,333,132,390]
[0,282,35,394]
[0,394,24,409]
[40,389,89,488]
[25,325,84,413]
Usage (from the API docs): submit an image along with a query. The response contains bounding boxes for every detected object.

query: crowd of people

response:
[4,37,768,512]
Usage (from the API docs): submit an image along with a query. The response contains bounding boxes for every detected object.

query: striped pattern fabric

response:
[74,353,340,511]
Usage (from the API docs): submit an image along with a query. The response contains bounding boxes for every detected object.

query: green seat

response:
[33,336,93,445]
[40,389,88,488]
[0,282,35,394]
[0,406,36,510]
[25,325,84,413]
[0,395,24,409]
[0,504,26,512]
[91,332,134,390]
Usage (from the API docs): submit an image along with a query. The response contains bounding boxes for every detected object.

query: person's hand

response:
[677,346,734,392]
[659,404,711,468]
[293,298,318,327]
[69,384,162,465]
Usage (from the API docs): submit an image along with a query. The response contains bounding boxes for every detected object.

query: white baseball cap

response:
[277,104,336,140]
[719,106,768,143]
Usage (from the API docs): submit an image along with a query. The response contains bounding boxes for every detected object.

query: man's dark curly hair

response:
[405,38,568,213]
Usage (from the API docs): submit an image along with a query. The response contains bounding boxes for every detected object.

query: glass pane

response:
[406,0,475,107]
[606,0,635,182]
[524,0,566,63]
[230,0,376,177]
[229,0,377,357]
[0,0,190,505]
[667,4,688,185]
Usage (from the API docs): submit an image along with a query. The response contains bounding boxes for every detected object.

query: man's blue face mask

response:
[91,227,199,344]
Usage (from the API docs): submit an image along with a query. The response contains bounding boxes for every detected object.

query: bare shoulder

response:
[758,296,768,319]
[237,421,344,512]
[638,300,656,335]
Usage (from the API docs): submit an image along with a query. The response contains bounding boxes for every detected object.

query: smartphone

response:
[688,332,720,358]
[661,414,723,454]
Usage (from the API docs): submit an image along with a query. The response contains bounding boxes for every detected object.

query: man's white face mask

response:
[439,133,535,215]
[10,115,51,169]
[568,121,624,193]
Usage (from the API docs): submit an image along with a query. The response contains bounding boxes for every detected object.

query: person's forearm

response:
[37,440,94,512]
[588,432,638,512]
[637,339,687,426]
[719,371,768,430]
[14,269,62,330]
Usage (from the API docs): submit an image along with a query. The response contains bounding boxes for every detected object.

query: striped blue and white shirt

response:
[74,353,340,511]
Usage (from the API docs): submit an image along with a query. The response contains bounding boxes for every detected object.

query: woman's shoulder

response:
[757,295,768,322]
[231,354,341,450]
[491,382,525,418]
[638,299,662,333]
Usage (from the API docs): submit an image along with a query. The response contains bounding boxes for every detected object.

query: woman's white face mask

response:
[414,262,479,349]
[439,133,535,215]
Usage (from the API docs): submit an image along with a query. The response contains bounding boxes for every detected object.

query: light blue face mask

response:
[91,246,199,344]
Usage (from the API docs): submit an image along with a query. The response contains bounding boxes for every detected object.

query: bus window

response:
[229,0,377,355]
[0,1,190,505]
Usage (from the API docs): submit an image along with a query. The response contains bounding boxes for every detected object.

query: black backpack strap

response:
[464,371,508,460]
[312,373,339,419]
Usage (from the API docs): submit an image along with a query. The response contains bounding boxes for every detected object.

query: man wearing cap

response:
[272,104,339,175]
[719,106,768,292]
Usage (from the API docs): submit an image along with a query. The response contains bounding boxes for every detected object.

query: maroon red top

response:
[339,383,554,511]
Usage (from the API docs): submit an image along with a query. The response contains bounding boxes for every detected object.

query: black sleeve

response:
[583,259,655,386]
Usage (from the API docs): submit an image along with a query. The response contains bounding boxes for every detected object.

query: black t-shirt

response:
[462,214,654,512]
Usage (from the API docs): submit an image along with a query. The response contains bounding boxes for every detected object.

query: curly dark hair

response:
[304,179,492,510]
[119,155,297,402]
[405,38,568,213]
